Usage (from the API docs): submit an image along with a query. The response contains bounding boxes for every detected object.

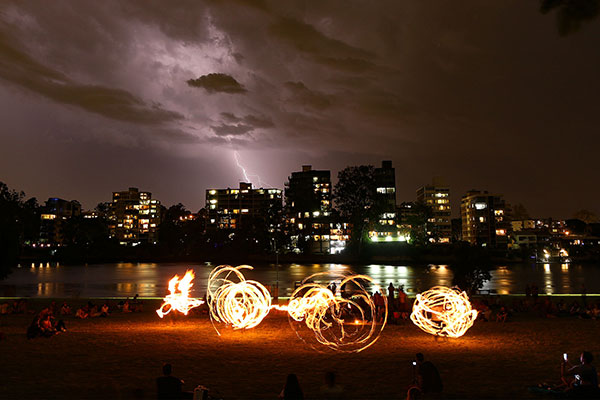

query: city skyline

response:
[1,1,599,219]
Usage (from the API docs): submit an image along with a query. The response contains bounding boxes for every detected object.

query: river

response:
[1,261,598,298]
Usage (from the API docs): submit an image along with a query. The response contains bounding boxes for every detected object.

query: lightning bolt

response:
[233,151,273,188]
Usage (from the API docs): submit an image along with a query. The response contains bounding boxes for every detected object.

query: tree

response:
[333,165,384,254]
[451,242,492,293]
[0,182,40,278]
[541,0,599,36]
[407,201,434,246]
[573,209,598,224]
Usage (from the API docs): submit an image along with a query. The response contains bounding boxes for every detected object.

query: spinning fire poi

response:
[285,272,387,353]
[207,265,273,333]
[410,286,478,338]
[156,270,204,318]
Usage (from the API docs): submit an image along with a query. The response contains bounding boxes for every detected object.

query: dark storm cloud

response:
[220,112,274,128]
[284,82,332,110]
[187,73,247,94]
[269,17,374,64]
[0,30,183,126]
[211,123,253,136]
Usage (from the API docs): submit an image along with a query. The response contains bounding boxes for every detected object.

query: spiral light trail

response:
[207,265,273,333]
[286,272,387,353]
[156,270,204,318]
[410,286,478,338]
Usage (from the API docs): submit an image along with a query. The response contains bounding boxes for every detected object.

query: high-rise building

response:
[108,187,161,245]
[285,165,333,254]
[39,198,82,245]
[206,182,282,232]
[416,177,451,243]
[460,190,509,247]
[374,160,396,220]
[370,161,404,242]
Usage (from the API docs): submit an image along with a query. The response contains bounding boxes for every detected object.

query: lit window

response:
[475,202,487,210]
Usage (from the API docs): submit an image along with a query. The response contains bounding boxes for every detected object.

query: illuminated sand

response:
[1,302,599,399]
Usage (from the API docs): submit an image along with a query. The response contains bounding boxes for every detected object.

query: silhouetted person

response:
[279,373,303,400]
[388,282,395,300]
[415,353,443,397]
[156,363,184,400]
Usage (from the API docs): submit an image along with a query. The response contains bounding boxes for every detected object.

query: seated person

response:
[89,305,102,318]
[60,302,72,315]
[415,353,443,395]
[75,306,89,319]
[38,315,57,337]
[496,306,508,323]
[156,363,191,399]
[26,316,42,339]
[562,351,599,389]
[100,303,110,317]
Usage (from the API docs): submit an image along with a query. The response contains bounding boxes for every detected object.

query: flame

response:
[207,265,272,333]
[156,270,204,318]
[285,273,387,353]
[410,286,478,338]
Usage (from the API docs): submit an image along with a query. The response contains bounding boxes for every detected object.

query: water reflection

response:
[1,262,600,298]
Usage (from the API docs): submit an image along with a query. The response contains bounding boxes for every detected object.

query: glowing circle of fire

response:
[156,270,204,318]
[286,273,387,353]
[207,265,272,333]
[410,286,478,338]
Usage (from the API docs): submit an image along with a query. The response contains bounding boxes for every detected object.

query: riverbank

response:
[21,241,599,268]
[1,299,600,399]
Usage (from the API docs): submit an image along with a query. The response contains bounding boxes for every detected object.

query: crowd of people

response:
[471,286,600,322]
[0,298,30,315]
[0,295,145,339]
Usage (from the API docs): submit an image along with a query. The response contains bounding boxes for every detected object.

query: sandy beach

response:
[1,299,599,399]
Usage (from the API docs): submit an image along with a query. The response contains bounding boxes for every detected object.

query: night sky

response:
[0,1,598,218]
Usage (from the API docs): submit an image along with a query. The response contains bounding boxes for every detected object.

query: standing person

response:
[398,286,408,319]
[415,353,443,398]
[388,282,395,301]
[279,374,303,400]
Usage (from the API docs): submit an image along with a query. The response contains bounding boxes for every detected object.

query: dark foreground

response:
[1,300,599,399]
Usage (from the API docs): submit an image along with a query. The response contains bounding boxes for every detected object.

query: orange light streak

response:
[156,270,204,318]
[286,273,387,353]
[410,286,477,338]
[207,265,272,333]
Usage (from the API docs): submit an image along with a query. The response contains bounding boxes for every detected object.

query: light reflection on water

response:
[1,262,599,298]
